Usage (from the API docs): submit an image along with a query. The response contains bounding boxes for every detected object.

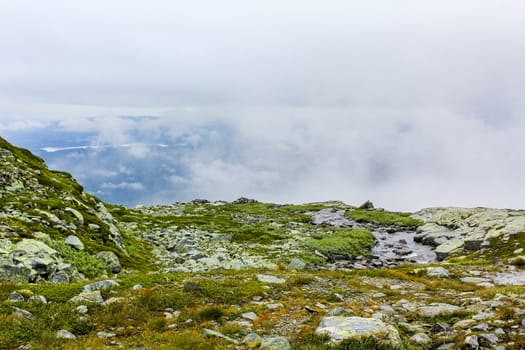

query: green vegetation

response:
[346,209,422,227]
[44,239,107,278]
[305,228,376,261]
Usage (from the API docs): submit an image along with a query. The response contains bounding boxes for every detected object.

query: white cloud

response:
[100,182,145,190]
[2,1,525,210]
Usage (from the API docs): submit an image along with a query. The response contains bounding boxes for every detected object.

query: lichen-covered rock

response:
[83,279,119,292]
[260,335,291,350]
[315,316,402,348]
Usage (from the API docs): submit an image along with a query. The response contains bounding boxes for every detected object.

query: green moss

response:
[305,227,375,261]
[44,239,107,278]
[346,209,422,227]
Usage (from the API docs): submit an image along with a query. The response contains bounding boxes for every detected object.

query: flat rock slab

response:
[416,303,461,318]
[492,271,525,286]
[315,316,402,348]
[257,274,286,284]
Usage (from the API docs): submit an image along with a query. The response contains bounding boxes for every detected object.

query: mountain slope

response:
[0,136,152,282]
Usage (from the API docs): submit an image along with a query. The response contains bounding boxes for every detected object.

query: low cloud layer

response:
[1,1,525,210]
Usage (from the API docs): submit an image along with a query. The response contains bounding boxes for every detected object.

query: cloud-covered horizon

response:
[1,1,525,210]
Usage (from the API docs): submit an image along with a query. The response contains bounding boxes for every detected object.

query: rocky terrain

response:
[1,136,524,350]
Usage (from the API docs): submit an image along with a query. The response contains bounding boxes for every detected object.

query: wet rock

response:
[315,316,401,348]
[260,335,291,350]
[95,251,121,273]
[57,330,76,340]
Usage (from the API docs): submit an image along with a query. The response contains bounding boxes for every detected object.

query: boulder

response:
[95,251,121,273]
[359,200,374,210]
[65,235,84,250]
[315,316,402,348]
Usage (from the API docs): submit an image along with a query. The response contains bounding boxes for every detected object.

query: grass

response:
[346,209,422,228]
[305,228,376,261]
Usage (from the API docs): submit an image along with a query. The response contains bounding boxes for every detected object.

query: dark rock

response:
[232,197,258,204]
[183,281,201,293]
[191,199,210,204]
[431,323,450,333]
[358,200,374,210]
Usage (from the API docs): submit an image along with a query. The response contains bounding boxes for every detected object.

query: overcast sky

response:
[1,1,525,210]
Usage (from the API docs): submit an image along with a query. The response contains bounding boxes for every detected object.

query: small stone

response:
[260,335,291,350]
[64,235,84,250]
[8,291,25,303]
[76,305,88,314]
[266,303,284,310]
[315,302,327,309]
[288,258,306,270]
[453,319,476,330]
[28,295,47,304]
[56,330,77,340]
[329,307,346,316]
[427,267,450,278]
[68,290,104,304]
[97,331,116,339]
[436,344,455,350]
[202,328,238,344]
[242,312,259,321]
[464,335,479,348]
[132,284,143,290]
[257,274,286,284]
[478,333,498,347]
[83,279,119,292]
[472,323,489,331]
[243,333,262,348]
[410,333,431,345]
[12,307,34,320]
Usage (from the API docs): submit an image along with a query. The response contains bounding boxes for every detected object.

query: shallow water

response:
[371,230,437,264]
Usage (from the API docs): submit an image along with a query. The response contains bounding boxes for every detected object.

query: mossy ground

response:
[1,264,524,350]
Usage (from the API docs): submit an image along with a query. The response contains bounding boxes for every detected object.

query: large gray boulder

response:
[315,316,402,348]
[5,239,60,281]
